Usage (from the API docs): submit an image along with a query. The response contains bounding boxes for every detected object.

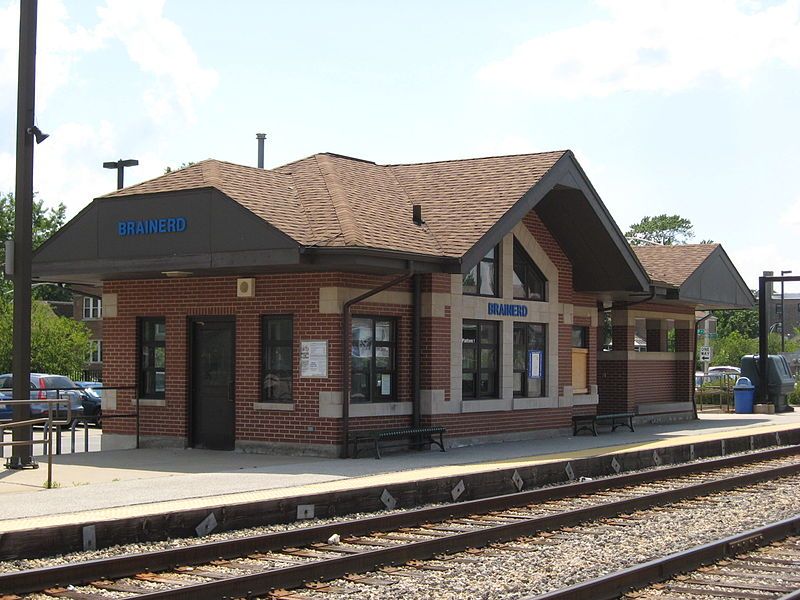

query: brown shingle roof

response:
[633,244,719,287]
[102,151,567,258]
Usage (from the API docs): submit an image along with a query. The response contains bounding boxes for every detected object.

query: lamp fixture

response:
[162,271,192,278]
[26,125,49,144]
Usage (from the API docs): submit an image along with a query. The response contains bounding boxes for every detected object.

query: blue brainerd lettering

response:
[486,302,528,318]
[117,217,188,236]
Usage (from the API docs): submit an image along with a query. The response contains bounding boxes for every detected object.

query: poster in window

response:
[300,340,328,378]
[528,350,543,379]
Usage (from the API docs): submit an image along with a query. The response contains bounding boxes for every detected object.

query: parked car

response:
[708,366,741,375]
[74,381,102,427]
[0,373,84,424]
[0,391,12,422]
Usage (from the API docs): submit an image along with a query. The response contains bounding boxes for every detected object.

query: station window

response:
[83,296,102,319]
[513,322,546,397]
[512,238,547,301]
[351,317,396,403]
[463,246,499,296]
[262,316,293,403]
[88,339,102,364]
[139,318,166,399]
[462,320,500,399]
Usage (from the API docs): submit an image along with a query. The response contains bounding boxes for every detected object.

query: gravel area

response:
[294,475,800,600]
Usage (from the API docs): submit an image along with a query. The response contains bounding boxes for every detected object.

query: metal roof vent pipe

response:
[413,204,424,226]
[256,132,266,168]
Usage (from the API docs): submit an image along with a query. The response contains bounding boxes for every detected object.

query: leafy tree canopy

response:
[0,192,69,301]
[626,214,694,246]
[164,161,196,174]
[714,308,759,339]
[0,300,90,375]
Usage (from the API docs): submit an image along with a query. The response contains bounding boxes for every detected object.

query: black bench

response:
[572,412,635,436]
[351,426,446,459]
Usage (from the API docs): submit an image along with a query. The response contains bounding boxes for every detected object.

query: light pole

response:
[781,270,792,352]
[103,159,139,190]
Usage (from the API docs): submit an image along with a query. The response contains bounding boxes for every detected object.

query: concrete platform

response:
[1,412,799,535]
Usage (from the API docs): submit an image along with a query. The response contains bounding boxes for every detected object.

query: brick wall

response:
[103,272,417,448]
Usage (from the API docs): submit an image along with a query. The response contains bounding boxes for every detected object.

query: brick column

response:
[646,319,666,352]
[674,319,694,403]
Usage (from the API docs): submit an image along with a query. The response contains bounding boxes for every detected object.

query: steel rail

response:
[527,515,800,600]
[2,446,799,598]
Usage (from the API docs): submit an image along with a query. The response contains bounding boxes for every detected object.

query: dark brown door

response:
[191,318,235,450]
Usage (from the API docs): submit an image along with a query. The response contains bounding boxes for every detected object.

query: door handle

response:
[228,381,235,403]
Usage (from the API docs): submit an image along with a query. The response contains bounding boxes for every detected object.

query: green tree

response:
[0,192,69,301]
[626,214,694,246]
[164,161,196,174]
[710,331,799,367]
[0,301,90,374]
[714,307,759,338]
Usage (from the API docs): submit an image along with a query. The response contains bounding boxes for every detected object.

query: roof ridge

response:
[386,149,568,168]
[314,154,364,246]
[387,165,446,257]
[201,161,223,187]
[98,159,216,198]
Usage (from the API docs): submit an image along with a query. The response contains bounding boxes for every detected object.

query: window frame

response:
[88,339,103,364]
[512,322,547,398]
[512,238,547,301]
[138,317,166,400]
[351,315,397,403]
[83,296,102,320]
[463,245,500,297]
[462,319,500,399]
[261,315,294,403]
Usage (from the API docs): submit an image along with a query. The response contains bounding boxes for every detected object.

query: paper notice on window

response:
[381,374,391,395]
[300,340,328,378]
[528,350,543,379]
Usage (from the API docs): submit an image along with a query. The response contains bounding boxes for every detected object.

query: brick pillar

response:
[674,319,693,403]
[599,309,633,413]
[646,319,665,352]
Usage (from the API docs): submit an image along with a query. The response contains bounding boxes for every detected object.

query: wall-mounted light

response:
[162,271,192,278]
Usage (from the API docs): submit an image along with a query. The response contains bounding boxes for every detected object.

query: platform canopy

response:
[633,244,755,309]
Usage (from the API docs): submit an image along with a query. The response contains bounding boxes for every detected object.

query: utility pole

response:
[9,0,39,469]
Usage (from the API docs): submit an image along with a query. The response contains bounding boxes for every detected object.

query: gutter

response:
[341,272,414,458]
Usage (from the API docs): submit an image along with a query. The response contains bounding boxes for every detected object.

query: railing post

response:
[84,419,89,452]
[46,410,53,489]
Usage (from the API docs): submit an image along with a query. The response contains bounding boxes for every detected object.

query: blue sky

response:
[1,0,799,289]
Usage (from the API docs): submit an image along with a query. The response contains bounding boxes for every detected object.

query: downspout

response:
[341,272,414,458]
[412,274,422,429]
[692,313,712,420]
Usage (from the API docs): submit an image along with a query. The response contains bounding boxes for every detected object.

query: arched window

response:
[512,238,547,301]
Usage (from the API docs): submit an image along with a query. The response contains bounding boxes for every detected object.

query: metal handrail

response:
[0,397,74,487]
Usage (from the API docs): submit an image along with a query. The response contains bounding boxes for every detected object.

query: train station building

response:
[32,150,754,456]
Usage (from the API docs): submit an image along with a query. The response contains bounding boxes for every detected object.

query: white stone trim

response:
[449,226,562,413]
[101,293,118,318]
[253,402,294,411]
[420,389,458,414]
[597,351,693,362]
[135,398,166,407]
[318,391,412,418]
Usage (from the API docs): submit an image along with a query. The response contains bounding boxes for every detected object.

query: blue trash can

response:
[733,377,755,414]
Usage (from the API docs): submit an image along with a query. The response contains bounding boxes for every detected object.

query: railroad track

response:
[2,445,800,600]
[533,516,800,600]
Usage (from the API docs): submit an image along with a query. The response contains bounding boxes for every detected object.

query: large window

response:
[513,322,546,397]
[351,317,396,403]
[513,238,546,301]
[139,318,166,399]
[262,316,293,402]
[83,297,102,319]
[462,320,500,399]
[463,246,499,296]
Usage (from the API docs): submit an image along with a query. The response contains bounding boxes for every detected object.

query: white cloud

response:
[783,196,800,229]
[94,0,218,124]
[478,0,800,98]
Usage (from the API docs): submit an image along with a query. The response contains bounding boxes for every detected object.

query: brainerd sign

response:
[118,217,187,237]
